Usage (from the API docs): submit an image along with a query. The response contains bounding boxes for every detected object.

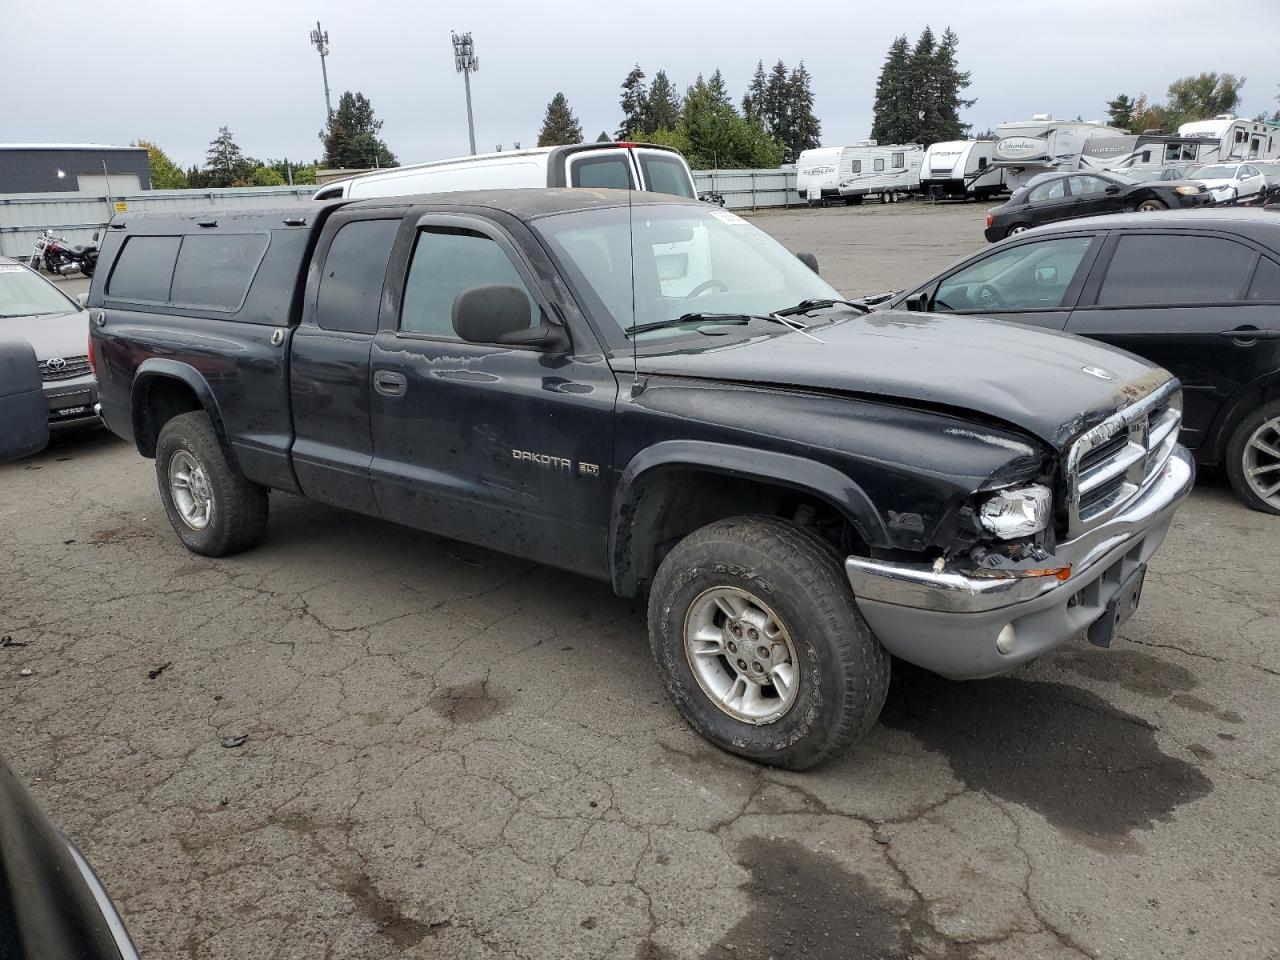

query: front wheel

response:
[155,411,269,555]
[647,516,890,770]
[1136,199,1168,212]
[1225,400,1280,515]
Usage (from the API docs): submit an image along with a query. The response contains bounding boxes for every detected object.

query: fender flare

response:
[130,359,236,466]
[608,440,890,596]
[1205,372,1280,463]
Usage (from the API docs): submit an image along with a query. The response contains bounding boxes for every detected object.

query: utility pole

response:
[451,31,479,155]
[310,21,333,122]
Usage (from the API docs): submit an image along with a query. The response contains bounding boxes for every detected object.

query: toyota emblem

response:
[47,357,67,371]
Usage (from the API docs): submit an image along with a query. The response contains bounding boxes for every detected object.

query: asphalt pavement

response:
[7,199,1278,960]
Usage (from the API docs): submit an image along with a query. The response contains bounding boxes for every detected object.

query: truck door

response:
[290,213,402,514]
[368,213,618,577]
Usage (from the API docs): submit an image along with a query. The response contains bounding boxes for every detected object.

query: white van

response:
[919,140,1004,200]
[797,143,924,206]
[312,142,697,201]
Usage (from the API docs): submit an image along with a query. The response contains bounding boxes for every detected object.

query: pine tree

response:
[707,69,732,110]
[644,70,682,133]
[679,75,783,169]
[763,60,791,142]
[321,92,397,169]
[595,131,612,142]
[785,62,822,160]
[617,64,648,139]
[871,36,913,144]
[537,92,583,147]
[743,60,768,124]
[1106,94,1136,129]
[203,126,250,187]
[906,27,937,144]
[926,28,973,143]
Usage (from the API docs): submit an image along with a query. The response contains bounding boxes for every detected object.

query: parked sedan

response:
[0,256,99,429]
[1190,162,1270,203]
[880,209,1280,514]
[983,171,1208,242]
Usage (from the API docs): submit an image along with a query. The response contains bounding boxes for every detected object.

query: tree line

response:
[1104,73,1278,134]
[136,88,398,190]
[537,60,822,168]
[870,26,972,146]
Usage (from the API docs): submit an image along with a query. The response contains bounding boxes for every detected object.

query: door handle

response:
[373,370,408,397]
[1219,327,1280,343]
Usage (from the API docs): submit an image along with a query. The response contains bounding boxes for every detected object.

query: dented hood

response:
[633,310,1172,451]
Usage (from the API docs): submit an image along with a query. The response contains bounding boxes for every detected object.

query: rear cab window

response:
[637,153,695,198]
[570,154,636,190]
[315,219,401,334]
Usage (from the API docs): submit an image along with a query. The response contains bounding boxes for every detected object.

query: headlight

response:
[979,484,1052,539]
[1174,185,1202,195]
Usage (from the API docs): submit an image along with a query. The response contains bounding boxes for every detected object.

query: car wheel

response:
[155,410,269,555]
[647,516,890,770]
[1225,400,1280,515]
[1136,199,1168,212]
[1006,223,1030,237]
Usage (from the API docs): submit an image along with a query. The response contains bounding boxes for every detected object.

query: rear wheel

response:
[1006,223,1030,237]
[1225,400,1280,515]
[155,411,269,555]
[1136,198,1168,212]
[647,516,890,770]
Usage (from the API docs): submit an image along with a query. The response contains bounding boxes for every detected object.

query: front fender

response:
[609,440,891,596]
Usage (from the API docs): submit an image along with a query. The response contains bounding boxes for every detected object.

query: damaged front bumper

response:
[845,445,1194,679]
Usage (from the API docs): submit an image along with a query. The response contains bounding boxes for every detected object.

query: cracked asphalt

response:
[7,202,1279,960]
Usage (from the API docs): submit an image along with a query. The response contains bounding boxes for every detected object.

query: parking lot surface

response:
[6,201,1278,960]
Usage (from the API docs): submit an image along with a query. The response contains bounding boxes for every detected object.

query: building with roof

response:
[0,144,152,195]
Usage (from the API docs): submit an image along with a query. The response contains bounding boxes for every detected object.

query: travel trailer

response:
[1079,133,1212,180]
[1178,115,1279,163]
[312,142,697,200]
[918,140,1004,199]
[797,143,923,205]
[991,115,1128,190]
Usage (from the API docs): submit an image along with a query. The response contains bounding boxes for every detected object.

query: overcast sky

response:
[3,0,1278,170]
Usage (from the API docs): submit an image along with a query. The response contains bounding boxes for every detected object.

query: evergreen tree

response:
[617,64,648,139]
[1106,94,1136,129]
[596,131,613,142]
[134,139,188,189]
[871,36,913,144]
[763,60,791,141]
[707,69,733,110]
[785,61,822,159]
[321,91,397,169]
[644,70,682,134]
[203,126,251,187]
[906,27,937,143]
[925,28,973,143]
[537,92,583,147]
[743,60,768,124]
[677,75,783,169]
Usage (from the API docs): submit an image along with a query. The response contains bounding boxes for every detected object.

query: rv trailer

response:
[919,140,1004,199]
[991,115,1128,190]
[1178,115,1280,163]
[797,143,924,206]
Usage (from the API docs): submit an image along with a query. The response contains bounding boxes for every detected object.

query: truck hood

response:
[632,310,1172,451]
[0,310,88,363]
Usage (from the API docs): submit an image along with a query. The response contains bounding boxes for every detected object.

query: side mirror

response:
[0,341,50,463]
[904,291,930,312]
[76,292,89,308]
[452,285,564,349]
[1105,185,1122,195]
[796,252,819,275]
[92,230,100,241]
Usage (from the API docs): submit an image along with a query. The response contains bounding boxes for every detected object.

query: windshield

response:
[532,204,840,343]
[1193,165,1235,179]
[0,263,78,318]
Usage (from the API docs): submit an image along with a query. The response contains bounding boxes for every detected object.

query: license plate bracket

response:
[1087,563,1147,649]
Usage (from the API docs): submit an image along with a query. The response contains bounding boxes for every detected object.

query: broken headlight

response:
[979,484,1052,540]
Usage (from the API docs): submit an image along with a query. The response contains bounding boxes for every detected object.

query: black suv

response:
[886,208,1280,513]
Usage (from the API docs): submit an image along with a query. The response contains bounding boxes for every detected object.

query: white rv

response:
[1178,115,1280,163]
[797,143,923,206]
[919,140,1004,199]
[312,142,697,201]
[992,115,1128,190]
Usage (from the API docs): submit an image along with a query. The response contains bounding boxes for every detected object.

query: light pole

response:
[452,31,478,155]
[310,21,333,122]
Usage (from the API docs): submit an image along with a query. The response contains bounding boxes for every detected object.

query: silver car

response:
[0,257,99,429]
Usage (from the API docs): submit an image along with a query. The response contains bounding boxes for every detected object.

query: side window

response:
[170,234,268,310]
[107,235,180,301]
[638,154,695,198]
[1247,258,1280,301]
[1097,234,1256,307]
[873,158,885,172]
[892,152,904,168]
[851,160,862,173]
[571,155,635,190]
[400,228,536,339]
[1067,176,1109,197]
[1028,179,1067,202]
[315,219,400,334]
[934,236,1094,312]
[977,157,988,170]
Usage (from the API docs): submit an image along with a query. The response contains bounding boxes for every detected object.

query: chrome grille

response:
[39,355,91,381]
[1065,381,1182,536]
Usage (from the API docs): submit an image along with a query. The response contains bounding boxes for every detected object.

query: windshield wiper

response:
[774,297,872,317]
[626,311,825,343]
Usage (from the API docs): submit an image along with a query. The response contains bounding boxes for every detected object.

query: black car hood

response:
[632,310,1171,451]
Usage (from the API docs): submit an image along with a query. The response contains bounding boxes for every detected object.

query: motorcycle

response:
[28,228,99,278]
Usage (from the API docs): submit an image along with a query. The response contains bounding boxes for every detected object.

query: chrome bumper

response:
[845,445,1194,679]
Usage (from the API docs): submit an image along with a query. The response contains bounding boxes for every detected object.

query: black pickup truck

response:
[89,189,1194,769]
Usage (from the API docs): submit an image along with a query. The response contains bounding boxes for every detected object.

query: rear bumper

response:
[845,445,1194,679]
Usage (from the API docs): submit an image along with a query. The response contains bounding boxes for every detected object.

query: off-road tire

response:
[155,411,269,556]
[647,516,890,770]
[1225,399,1280,515]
